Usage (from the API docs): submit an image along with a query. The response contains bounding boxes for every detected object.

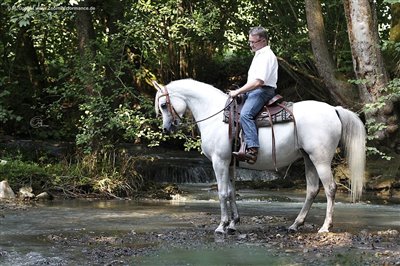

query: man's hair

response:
[249,26,269,42]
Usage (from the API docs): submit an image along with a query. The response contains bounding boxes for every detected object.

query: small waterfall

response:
[129,145,279,183]
[137,161,215,183]
[135,154,215,183]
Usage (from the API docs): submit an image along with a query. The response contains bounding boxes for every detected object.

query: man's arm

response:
[229,79,264,98]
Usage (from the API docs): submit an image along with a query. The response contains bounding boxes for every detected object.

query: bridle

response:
[156,84,234,127]
[157,85,181,126]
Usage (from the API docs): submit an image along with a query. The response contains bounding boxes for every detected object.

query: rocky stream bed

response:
[1,191,400,266]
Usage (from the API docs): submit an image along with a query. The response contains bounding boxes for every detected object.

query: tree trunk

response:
[8,26,44,132]
[13,26,43,92]
[305,0,359,108]
[75,0,96,95]
[343,0,398,140]
[75,3,95,57]
[102,0,126,99]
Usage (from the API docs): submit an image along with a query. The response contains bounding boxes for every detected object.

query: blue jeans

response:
[240,86,275,148]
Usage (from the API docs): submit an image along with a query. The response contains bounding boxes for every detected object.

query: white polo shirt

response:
[247,45,278,88]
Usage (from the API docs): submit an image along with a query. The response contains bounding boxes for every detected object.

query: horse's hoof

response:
[214,229,225,235]
[318,228,330,233]
[215,225,226,235]
[226,227,237,235]
[287,226,298,233]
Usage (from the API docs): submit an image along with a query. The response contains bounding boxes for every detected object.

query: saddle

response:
[223,94,295,169]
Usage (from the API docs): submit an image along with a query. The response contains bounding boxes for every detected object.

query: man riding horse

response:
[229,26,278,164]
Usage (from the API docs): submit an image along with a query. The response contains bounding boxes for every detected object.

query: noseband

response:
[157,86,181,126]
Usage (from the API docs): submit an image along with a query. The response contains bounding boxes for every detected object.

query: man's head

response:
[248,26,268,52]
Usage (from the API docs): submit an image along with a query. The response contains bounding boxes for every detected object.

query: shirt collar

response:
[255,45,270,55]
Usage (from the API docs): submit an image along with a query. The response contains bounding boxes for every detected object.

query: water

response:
[138,246,291,265]
[1,184,399,265]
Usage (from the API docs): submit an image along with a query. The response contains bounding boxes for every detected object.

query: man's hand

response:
[229,89,240,98]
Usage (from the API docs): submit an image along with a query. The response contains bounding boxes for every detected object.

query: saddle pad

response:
[256,102,294,127]
[223,101,294,128]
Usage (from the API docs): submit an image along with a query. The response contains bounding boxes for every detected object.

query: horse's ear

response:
[152,80,163,117]
[152,80,164,92]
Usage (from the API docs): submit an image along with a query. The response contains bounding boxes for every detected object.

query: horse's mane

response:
[167,79,226,97]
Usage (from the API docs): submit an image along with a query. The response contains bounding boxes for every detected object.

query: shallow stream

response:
[1,184,399,265]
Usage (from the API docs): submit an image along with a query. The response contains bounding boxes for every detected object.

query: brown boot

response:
[233,147,258,164]
[244,147,258,164]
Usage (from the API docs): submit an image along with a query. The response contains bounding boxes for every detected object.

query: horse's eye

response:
[160,103,167,109]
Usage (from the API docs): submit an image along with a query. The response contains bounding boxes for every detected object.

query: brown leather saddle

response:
[223,94,295,169]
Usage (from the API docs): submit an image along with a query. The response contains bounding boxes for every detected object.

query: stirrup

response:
[233,148,258,164]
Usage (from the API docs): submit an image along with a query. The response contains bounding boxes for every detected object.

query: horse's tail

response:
[335,106,366,202]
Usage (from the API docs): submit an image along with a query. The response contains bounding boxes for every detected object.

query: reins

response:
[191,98,234,125]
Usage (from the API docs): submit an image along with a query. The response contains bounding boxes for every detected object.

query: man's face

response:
[248,34,266,52]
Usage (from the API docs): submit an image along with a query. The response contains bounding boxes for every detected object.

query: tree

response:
[343,0,398,141]
[305,0,359,107]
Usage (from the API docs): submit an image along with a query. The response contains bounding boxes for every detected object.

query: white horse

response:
[154,79,366,234]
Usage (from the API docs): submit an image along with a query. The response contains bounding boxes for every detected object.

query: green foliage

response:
[0,88,22,124]
[0,157,57,192]
[384,0,400,3]
[1,0,395,142]
[364,78,400,114]
[363,78,400,160]
[75,151,144,198]
[171,128,202,152]
[0,151,145,198]
[112,100,167,147]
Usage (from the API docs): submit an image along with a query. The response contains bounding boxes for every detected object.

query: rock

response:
[0,180,16,199]
[237,234,248,240]
[377,229,399,237]
[391,189,400,199]
[36,192,53,200]
[19,186,35,199]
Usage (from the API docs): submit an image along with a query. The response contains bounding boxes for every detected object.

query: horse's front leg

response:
[213,159,231,234]
[227,166,240,234]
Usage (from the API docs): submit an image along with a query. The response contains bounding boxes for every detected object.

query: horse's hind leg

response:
[288,151,320,232]
[315,162,337,233]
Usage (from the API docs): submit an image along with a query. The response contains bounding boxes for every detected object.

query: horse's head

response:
[153,81,187,133]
